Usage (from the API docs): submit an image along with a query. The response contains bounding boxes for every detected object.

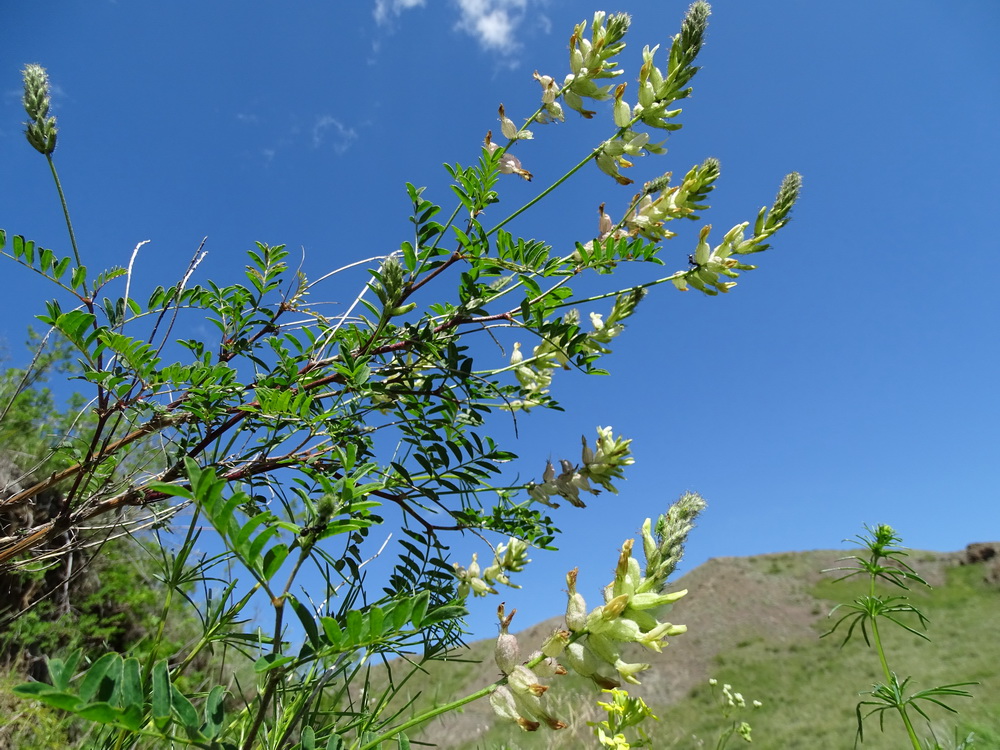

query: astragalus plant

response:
[4,3,800,748]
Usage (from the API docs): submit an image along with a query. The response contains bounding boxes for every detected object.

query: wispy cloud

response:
[235,112,357,165]
[312,115,358,154]
[453,0,528,52]
[372,0,548,60]
[374,0,426,25]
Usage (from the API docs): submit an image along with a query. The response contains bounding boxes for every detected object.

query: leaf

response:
[320,616,344,647]
[76,701,122,724]
[47,649,83,691]
[345,609,365,645]
[261,543,289,581]
[289,594,321,649]
[368,606,385,639]
[203,685,228,738]
[409,591,430,629]
[70,265,88,290]
[391,598,414,631]
[120,657,143,709]
[254,654,295,673]
[79,652,121,704]
[53,255,72,280]
[12,684,81,713]
[151,660,172,727]
[169,682,201,733]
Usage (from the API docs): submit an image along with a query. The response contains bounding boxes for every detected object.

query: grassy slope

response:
[380,548,1000,749]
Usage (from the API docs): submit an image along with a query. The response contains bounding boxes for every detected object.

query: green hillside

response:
[373,547,1000,749]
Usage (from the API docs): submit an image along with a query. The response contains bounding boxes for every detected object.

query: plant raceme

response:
[4,3,802,748]
[488,494,704,733]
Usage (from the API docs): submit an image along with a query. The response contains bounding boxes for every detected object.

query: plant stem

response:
[46,154,85,280]
[486,148,596,237]
[868,568,922,749]
[357,679,502,750]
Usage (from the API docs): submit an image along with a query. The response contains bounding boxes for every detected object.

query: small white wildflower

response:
[484,131,533,181]
[498,103,532,141]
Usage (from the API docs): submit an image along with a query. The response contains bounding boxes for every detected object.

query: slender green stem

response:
[486,149,597,238]
[356,644,561,750]
[45,154,85,280]
[358,678,502,750]
[868,567,922,749]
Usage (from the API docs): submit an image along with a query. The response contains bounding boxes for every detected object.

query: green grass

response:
[650,564,1000,749]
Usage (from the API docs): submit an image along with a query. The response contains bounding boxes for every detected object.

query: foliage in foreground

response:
[12,2,983,748]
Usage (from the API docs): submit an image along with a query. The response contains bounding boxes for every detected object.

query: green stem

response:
[45,154,85,281]
[357,678,502,750]
[868,572,923,749]
[486,108,648,240]
[356,644,565,750]
[486,148,596,238]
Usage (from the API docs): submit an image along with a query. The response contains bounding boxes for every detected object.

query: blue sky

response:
[4,1,999,641]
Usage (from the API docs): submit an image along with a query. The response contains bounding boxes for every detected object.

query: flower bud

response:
[509,688,567,730]
[565,568,588,631]
[603,593,629,620]
[508,665,546,697]
[529,652,567,677]
[495,630,520,675]
[494,604,520,674]
[564,641,619,689]
[498,104,531,140]
[612,84,631,128]
[585,632,621,665]
[533,70,559,104]
[627,589,687,611]
[490,686,540,731]
[541,629,569,658]
[490,685,519,721]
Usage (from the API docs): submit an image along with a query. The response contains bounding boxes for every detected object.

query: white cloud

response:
[312,115,358,154]
[454,0,528,52]
[374,0,426,25]
[371,0,549,63]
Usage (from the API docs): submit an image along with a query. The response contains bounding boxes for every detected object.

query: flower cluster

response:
[583,288,645,357]
[558,493,705,687]
[22,64,58,156]
[594,128,666,185]
[669,171,802,295]
[561,11,631,119]
[707,677,763,745]
[490,605,568,731]
[591,688,658,750]
[507,290,643,411]
[532,71,564,123]
[490,496,705,736]
[526,427,634,508]
[487,496,704,733]
[452,537,531,598]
